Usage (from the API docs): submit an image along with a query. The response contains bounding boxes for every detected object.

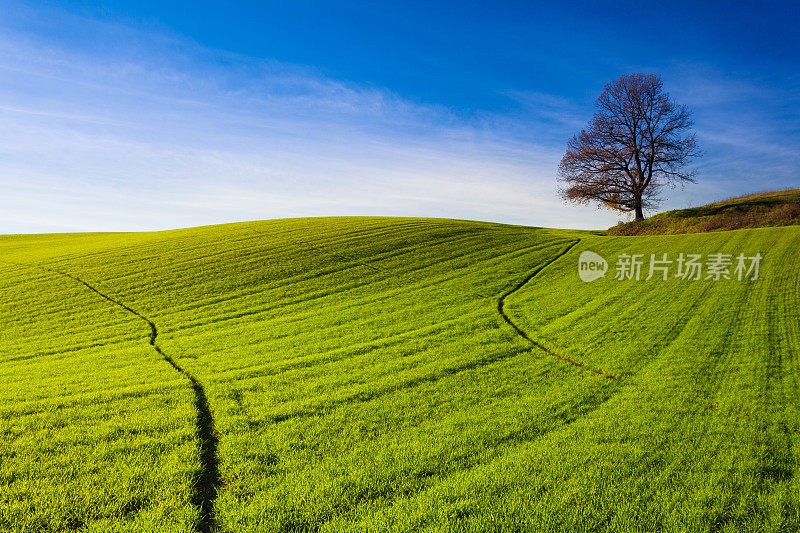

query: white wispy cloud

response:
[1,5,796,233]
[0,5,620,234]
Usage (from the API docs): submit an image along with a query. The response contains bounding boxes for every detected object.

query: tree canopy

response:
[558,73,701,220]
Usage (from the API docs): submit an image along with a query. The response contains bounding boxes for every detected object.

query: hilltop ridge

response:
[609,188,800,235]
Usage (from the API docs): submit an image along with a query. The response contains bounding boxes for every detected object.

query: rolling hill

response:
[1,217,798,532]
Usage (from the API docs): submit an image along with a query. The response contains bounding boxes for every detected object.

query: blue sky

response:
[0,0,798,232]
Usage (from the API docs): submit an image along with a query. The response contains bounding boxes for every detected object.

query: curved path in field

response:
[32,265,220,533]
[495,239,728,414]
[496,238,619,380]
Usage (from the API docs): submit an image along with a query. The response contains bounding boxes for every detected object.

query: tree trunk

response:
[634,199,644,221]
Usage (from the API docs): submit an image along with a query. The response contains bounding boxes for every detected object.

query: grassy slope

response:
[0,237,199,531]
[0,217,798,532]
[609,188,800,235]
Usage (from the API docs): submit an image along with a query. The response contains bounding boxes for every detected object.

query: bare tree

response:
[558,73,701,220]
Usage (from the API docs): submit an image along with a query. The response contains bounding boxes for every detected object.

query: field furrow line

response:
[496,240,727,414]
[496,239,622,379]
[7,261,221,533]
[496,242,800,438]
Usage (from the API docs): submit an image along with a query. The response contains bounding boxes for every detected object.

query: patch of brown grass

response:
[608,188,800,236]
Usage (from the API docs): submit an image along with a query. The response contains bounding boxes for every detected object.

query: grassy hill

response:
[609,188,800,235]
[1,217,798,532]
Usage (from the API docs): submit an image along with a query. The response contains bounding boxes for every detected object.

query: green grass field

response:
[1,217,798,532]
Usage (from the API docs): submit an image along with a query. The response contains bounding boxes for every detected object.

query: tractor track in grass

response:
[8,262,220,533]
[497,239,728,414]
[496,239,621,380]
